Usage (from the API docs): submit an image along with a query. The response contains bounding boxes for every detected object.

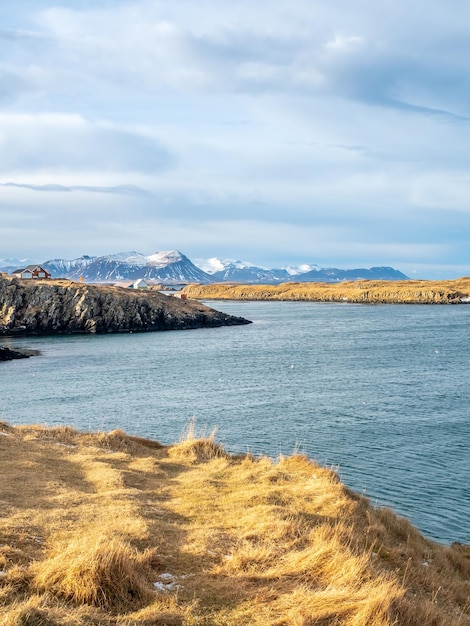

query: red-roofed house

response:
[12,265,52,280]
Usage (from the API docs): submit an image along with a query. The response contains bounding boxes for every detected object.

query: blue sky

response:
[1,1,469,278]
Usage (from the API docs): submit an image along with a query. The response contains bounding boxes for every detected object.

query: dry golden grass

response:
[182,278,470,304]
[0,421,469,625]
[32,536,156,611]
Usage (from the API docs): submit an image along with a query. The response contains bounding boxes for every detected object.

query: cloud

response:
[410,172,470,213]
[0,182,150,196]
[2,0,468,127]
[0,67,45,105]
[20,1,468,112]
[324,34,365,52]
[0,27,52,43]
[0,114,175,174]
[0,1,469,278]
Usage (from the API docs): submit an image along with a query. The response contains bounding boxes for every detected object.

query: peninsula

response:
[0,274,250,336]
[182,277,470,304]
[0,422,468,625]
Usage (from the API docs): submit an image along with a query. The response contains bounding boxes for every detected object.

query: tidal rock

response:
[0,346,32,361]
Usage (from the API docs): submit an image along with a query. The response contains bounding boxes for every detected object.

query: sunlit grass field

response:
[0,421,469,625]
[182,277,470,304]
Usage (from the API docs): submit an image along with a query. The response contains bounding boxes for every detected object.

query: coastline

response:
[181,277,470,304]
[0,274,251,336]
[0,422,469,625]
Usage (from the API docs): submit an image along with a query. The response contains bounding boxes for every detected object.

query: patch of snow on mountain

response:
[194,258,261,274]
[284,264,317,276]
[104,251,147,265]
[231,259,263,270]
[44,256,96,274]
[146,250,184,267]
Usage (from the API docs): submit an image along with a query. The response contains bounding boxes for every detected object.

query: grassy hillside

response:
[182,278,470,304]
[0,423,468,625]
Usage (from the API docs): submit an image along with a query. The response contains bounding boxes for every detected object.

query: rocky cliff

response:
[0,275,251,335]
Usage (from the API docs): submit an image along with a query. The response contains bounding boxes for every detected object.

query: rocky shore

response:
[0,346,39,361]
[0,275,251,336]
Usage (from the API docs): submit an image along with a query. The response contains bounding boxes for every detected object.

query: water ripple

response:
[2,302,469,545]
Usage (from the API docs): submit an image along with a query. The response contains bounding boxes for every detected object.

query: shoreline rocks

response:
[0,275,251,336]
[0,346,39,361]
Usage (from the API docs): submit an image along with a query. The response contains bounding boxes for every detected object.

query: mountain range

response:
[0,251,409,284]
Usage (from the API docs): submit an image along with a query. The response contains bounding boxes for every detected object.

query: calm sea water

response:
[1,301,469,545]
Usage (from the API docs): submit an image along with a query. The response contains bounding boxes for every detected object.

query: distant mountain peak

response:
[2,251,409,285]
[103,251,146,265]
[194,257,261,275]
[0,257,31,265]
[38,255,96,277]
[37,250,211,284]
[284,263,317,276]
[193,258,288,283]
[146,250,186,267]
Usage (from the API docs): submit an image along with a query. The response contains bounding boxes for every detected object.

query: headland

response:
[182,277,470,304]
[0,274,251,336]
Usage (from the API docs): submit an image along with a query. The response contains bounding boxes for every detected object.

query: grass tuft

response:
[169,438,228,463]
[168,418,227,462]
[32,536,155,612]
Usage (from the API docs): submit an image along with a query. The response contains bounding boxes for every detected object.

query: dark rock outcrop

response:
[0,276,251,336]
[0,346,33,361]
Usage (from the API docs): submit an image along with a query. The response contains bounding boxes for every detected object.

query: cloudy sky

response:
[1,0,469,278]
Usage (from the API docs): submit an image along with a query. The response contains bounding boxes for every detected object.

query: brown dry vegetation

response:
[181,278,470,304]
[0,422,469,626]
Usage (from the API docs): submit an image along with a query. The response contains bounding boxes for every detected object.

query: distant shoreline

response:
[182,277,470,304]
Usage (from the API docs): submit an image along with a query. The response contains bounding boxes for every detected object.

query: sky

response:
[1,1,470,278]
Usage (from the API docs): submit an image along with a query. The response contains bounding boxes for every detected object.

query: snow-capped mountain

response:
[298,266,408,282]
[211,265,290,283]
[194,258,291,283]
[54,250,212,284]
[194,258,408,283]
[0,258,32,272]
[42,255,97,276]
[3,250,409,284]
[146,250,192,268]
[101,251,147,265]
[284,264,317,276]
[193,257,235,274]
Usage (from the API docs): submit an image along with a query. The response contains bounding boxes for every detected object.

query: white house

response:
[131,279,149,289]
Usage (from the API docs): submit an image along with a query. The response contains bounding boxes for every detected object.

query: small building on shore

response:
[130,278,149,290]
[12,265,52,280]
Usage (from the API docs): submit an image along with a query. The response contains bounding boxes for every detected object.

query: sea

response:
[1,301,469,546]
